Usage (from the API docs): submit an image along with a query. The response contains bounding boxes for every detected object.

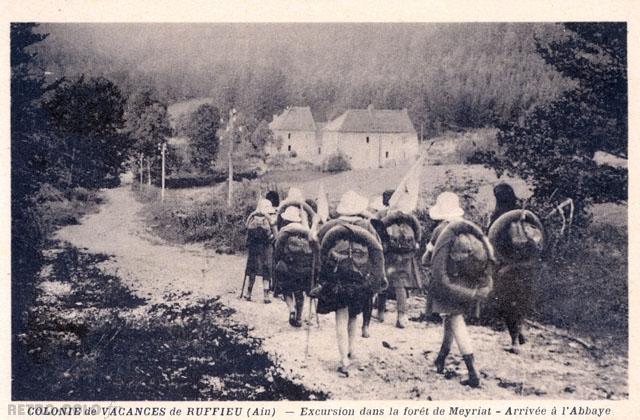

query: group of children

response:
[242,182,544,387]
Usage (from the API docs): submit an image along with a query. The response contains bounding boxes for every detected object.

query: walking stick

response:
[239,266,248,299]
[304,296,314,358]
[305,244,320,357]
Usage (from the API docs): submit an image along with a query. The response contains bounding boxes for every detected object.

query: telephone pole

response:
[227,108,237,207]
[160,142,166,202]
[139,152,144,189]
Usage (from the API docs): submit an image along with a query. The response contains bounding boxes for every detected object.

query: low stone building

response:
[321,105,419,169]
[268,106,321,163]
[269,104,420,169]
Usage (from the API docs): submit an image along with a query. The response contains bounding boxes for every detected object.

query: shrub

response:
[141,181,281,252]
[29,184,104,237]
[149,169,258,189]
[322,151,351,173]
[66,186,99,203]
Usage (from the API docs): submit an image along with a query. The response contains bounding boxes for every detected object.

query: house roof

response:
[323,107,416,134]
[269,106,317,132]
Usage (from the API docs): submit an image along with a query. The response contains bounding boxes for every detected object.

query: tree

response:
[249,120,274,160]
[11,23,51,350]
[479,23,627,223]
[254,67,289,122]
[185,103,221,172]
[123,88,172,185]
[45,75,131,189]
[12,23,51,206]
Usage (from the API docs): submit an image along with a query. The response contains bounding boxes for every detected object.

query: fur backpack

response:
[446,233,488,279]
[318,220,387,293]
[382,211,421,253]
[276,200,315,230]
[488,209,545,263]
[432,220,495,285]
[275,225,314,276]
[245,212,272,244]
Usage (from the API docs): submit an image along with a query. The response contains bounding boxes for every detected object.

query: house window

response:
[385,151,389,158]
[288,145,292,152]
[366,136,370,144]
[288,133,291,140]
[318,147,322,155]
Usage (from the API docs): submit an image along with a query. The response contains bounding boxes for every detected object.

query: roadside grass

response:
[534,221,628,347]
[15,243,326,401]
[135,181,287,252]
[31,184,105,235]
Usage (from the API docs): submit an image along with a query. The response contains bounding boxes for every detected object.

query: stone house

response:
[321,105,419,169]
[268,106,321,163]
[269,104,419,169]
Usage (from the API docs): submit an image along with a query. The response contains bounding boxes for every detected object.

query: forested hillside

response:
[35,23,568,135]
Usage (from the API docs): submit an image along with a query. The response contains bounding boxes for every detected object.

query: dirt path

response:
[57,187,628,400]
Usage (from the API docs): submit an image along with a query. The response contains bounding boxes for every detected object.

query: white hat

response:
[369,195,386,212]
[286,187,304,202]
[429,191,464,220]
[337,190,369,216]
[256,199,274,215]
[281,206,302,222]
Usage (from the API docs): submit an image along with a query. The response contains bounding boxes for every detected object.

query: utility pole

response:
[160,142,166,202]
[139,152,144,189]
[227,108,237,207]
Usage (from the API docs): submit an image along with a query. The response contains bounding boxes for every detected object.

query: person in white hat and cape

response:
[376,157,424,328]
[421,191,494,388]
[273,206,316,327]
[314,190,386,376]
[421,191,465,264]
[244,198,277,302]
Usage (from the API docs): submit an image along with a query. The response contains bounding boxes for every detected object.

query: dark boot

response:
[461,354,480,388]
[245,276,255,301]
[263,278,271,303]
[362,293,372,337]
[377,294,386,322]
[434,346,450,374]
[506,316,524,353]
[518,332,526,345]
[293,291,304,327]
[288,311,299,327]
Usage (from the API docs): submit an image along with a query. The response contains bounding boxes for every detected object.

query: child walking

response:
[244,199,277,303]
[422,192,494,388]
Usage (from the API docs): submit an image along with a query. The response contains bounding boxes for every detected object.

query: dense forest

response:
[35,23,569,135]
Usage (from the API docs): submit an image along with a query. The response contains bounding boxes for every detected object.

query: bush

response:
[66,186,101,203]
[534,223,627,340]
[141,181,279,252]
[27,184,105,238]
[267,153,288,169]
[150,169,259,189]
[322,151,351,173]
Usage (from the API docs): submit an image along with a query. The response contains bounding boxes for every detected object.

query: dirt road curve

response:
[57,187,627,400]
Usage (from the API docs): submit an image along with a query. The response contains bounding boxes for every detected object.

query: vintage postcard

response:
[2,1,638,419]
